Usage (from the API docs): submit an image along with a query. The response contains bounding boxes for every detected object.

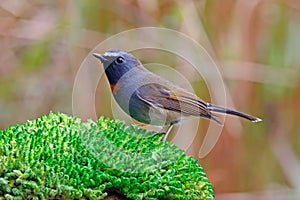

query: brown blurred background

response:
[1,0,300,199]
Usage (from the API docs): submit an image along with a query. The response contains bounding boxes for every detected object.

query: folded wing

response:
[135,83,222,124]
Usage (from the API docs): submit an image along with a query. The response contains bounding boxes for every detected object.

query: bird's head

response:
[93,49,142,84]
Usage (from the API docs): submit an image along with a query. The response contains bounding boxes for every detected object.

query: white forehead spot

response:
[103,52,121,57]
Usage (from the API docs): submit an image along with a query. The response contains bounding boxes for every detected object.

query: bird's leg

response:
[161,124,174,143]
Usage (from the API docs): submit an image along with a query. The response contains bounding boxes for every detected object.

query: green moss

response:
[0,112,214,200]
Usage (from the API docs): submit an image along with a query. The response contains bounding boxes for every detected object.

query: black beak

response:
[92,53,108,63]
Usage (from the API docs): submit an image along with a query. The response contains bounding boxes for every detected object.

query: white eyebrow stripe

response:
[104,52,120,57]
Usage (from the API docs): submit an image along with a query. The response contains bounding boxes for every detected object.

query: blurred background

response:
[1,0,300,199]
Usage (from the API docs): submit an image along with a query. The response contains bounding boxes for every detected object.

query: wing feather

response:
[135,83,210,118]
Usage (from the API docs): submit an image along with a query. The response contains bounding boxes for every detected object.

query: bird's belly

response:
[111,73,184,126]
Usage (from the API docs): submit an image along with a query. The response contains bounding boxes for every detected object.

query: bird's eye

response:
[115,56,125,64]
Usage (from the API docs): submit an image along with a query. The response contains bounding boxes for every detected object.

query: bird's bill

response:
[92,53,108,63]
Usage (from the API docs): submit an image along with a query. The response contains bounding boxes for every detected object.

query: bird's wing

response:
[135,83,212,119]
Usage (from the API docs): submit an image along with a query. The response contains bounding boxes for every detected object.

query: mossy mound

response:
[0,112,214,200]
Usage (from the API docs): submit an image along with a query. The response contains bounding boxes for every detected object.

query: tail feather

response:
[207,104,262,122]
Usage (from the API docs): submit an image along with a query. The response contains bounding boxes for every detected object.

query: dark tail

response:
[207,104,262,122]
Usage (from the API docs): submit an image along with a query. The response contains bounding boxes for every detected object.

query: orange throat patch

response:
[110,83,122,95]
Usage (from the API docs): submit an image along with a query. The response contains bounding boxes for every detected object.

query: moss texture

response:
[0,112,214,200]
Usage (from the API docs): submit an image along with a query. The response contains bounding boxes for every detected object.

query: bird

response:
[93,49,261,142]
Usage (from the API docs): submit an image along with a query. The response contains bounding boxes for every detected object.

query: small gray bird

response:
[93,49,261,142]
